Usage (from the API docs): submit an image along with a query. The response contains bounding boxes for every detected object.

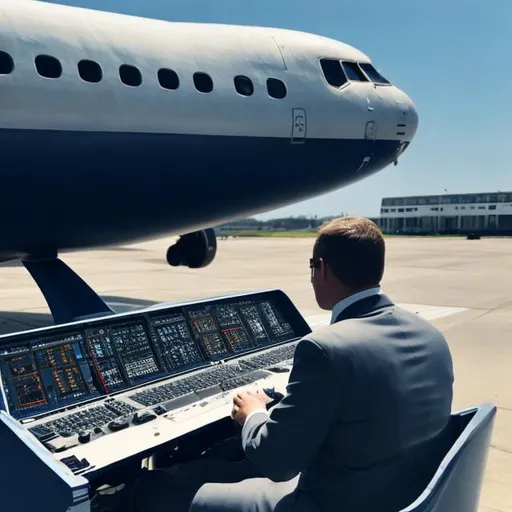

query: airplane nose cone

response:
[391,89,419,161]
[406,96,419,139]
[393,88,419,144]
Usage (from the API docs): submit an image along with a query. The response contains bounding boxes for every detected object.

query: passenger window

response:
[267,78,286,99]
[35,55,62,79]
[78,59,102,83]
[234,75,254,96]
[342,61,368,82]
[319,59,347,88]
[158,68,179,90]
[193,72,213,93]
[119,64,142,87]
[0,51,14,75]
[359,63,390,85]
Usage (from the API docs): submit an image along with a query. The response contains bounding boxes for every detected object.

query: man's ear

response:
[319,257,328,279]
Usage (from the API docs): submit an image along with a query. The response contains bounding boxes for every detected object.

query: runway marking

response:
[305,303,467,328]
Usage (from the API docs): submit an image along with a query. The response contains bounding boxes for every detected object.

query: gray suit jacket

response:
[241,294,454,512]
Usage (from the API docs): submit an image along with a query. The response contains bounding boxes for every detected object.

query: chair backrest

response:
[400,403,497,512]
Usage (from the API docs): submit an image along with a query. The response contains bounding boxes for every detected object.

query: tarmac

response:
[0,235,511,512]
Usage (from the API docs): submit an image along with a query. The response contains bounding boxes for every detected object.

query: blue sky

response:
[45,0,512,218]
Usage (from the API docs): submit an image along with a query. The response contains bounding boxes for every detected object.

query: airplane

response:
[0,0,418,325]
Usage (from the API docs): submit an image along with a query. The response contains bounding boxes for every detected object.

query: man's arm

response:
[241,338,341,482]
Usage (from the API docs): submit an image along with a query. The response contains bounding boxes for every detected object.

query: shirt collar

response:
[330,286,382,324]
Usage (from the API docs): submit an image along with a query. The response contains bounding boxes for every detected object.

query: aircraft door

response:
[291,109,307,143]
[365,120,377,141]
[358,100,378,173]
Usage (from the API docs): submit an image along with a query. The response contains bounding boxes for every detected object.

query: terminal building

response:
[378,191,512,235]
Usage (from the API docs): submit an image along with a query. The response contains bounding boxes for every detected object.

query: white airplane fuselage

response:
[0,0,418,259]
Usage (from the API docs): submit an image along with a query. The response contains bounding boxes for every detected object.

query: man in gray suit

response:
[123,217,454,512]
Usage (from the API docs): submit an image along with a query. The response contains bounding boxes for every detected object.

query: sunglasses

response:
[309,257,321,269]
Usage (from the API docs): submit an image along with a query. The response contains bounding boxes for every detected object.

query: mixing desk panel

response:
[0,290,310,470]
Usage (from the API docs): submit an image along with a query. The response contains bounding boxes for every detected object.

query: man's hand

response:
[231,390,271,426]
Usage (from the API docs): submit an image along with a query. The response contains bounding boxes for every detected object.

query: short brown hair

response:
[313,216,385,290]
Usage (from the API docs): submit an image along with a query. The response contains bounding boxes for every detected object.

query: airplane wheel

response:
[166,228,217,268]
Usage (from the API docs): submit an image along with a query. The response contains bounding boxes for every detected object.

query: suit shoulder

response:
[294,336,330,359]
[299,324,357,361]
[304,305,449,355]
[392,305,448,338]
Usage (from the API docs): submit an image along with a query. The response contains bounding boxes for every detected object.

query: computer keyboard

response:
[29,400,138,440]
[239,343,296,370]
[130,343,296,407]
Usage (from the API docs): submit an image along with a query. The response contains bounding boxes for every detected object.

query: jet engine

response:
[166,228,217,269]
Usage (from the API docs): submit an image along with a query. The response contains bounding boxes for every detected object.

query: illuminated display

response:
[215,304,254,352]
[152,313,204,371]
[85,327,126,393]
[12,370,47,409]
[258,301,294,339]
[109,323,161,382]
[238,302,270,344]
[0,292,305,420]
[0,333,97,417]
[187,307,229,357]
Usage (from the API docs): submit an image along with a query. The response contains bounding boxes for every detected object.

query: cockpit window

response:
[319,58,347,88]
[359,63,390,85]
[342,61,369,82]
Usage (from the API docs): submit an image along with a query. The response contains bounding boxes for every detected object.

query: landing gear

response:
[19,229,218,326]
[22,256,114,325]
[166,228,217,269]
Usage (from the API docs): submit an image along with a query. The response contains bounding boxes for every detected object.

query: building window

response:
[488,205,496,210]
[0,51,14,75]
[462,195,474,204]
[78,59,102,83]
[158,68,179,90]
[120,64,142,87]
[35,55,62,79]
[319,59,347,88]
[234,75,254,96]
[267,78,287,99]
